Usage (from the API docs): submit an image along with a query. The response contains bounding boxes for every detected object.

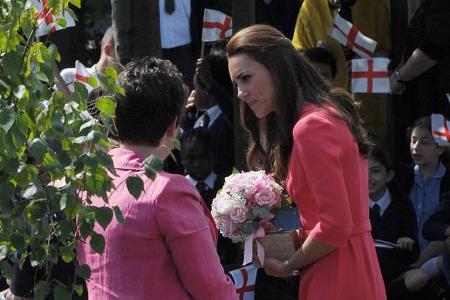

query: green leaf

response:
[86,76,99,89]
[103,67,118,80]
[74,284,84,296]
[90,232,105,254]
[60,246,75,263]
[75,264,91,280]
[10,233,26,252]
[69,0,81,8]
[0,107,16,133]
[0,260,13,279]
[144,155,163,180]
[2,52,22,79]
[171,138,181,151]
[55,18,67,28]
[24,199,48,225]
[126,176,144,199]
[112,206,125,224]
[13,85,28,100]
[29,138,48,161]
[96,96,116,116]
[0,181,15,214]
[53,284,71,300]
[34,281,51,299]
[95,207,113,230]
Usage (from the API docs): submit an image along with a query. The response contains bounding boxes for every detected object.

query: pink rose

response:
[230,206,248,223]
[254,188,279,207]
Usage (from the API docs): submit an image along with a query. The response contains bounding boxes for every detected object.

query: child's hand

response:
[396,237,415,251]
[186,90,196,109]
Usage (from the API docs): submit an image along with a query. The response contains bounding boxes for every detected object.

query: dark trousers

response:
[162,43,195,89]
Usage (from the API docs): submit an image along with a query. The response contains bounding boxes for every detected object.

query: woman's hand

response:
[262,258,291,277]
[389,71,406,95]
[396,237,415,251]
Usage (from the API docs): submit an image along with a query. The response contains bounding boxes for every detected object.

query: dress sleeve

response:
[419,0,450,61]
[293,114,353,247]
[156,176,237,300]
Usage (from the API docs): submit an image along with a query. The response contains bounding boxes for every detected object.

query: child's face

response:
[410,127,443,167]
[368,158,392,201]
[181,142,215,181]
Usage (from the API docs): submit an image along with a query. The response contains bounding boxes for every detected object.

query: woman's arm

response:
[261,114,355,276]
[397,49,437,82]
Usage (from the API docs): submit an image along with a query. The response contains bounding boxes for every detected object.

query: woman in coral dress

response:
[227,24,386,300]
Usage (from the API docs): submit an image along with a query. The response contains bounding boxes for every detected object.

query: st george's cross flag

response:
[74,61,98,93]
[202,9,232,42]
[328,13,377,58]
[31,0,75,38]
[228,264,257,300]
[431,114,450,146]
[351,58,390,94]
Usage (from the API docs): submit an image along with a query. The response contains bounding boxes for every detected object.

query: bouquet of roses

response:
[211,170,283,265]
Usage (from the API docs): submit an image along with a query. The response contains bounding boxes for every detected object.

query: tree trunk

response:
[111,0,161,65]
[231,0,255,171]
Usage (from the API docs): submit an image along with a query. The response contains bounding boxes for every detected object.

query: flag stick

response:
[200,41,206,58]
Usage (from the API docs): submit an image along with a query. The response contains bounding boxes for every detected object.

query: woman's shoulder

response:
[293,104,348,138]
[154,172,197,194]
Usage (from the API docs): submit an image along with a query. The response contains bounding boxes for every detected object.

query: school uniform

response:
[370,187,419,282]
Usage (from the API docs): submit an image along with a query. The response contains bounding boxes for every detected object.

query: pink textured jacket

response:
[77,147,237,300]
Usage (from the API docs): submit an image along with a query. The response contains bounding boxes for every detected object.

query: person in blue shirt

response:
[395,116,450,298]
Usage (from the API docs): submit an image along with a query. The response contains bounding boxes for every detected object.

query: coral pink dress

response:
[286,104,386,300]
[77,147,237,300]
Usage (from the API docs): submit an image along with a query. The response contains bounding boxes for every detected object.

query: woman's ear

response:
[386,170,394,183]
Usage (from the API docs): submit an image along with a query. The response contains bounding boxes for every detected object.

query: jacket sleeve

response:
[419,0,450,61]
[293,115,353,247]
[156,176,237,300]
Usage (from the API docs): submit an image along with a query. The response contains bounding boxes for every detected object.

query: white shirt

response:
[186,172,217,190]
[60,64,98,92]
[159,0,192,49]
[194,105,222,129]
[370,189,391,217]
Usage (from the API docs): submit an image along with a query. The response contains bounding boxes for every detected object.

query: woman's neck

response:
[259,118,268,152]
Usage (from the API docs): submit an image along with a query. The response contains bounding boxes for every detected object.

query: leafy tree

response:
[0,0,152,298]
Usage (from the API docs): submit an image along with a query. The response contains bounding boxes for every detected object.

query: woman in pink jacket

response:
[227,25,385,300]
[77,56,237,300]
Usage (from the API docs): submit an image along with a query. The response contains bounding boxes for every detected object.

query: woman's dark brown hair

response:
[226,24,372,181]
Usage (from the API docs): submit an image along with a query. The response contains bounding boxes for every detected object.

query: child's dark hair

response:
[370,145,411,203]
[406,116,431,139]
[303,46,337,80]
[370,146,392,171]
[180,127,216,155]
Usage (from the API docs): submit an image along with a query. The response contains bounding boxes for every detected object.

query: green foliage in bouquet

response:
[0,1,156,298]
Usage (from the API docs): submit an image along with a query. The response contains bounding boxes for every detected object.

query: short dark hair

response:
[407,116,431,139]
[180,127,215,157]
[114,56,187,146]
[369,146,392,171]
[303,46,337,80]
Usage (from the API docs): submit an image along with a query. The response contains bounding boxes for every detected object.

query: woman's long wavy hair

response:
[226,24,372,181]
